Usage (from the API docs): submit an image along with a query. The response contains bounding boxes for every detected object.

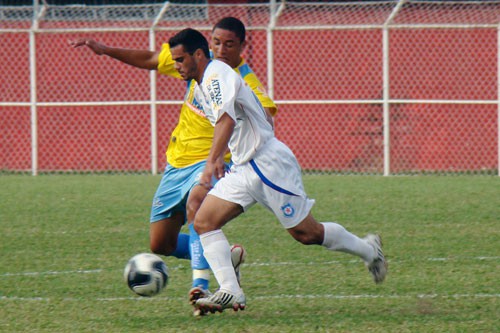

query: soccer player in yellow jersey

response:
[71,17,276,316]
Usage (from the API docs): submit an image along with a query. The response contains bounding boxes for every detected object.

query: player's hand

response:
[69,38,107,55]
[199,157,226,189]
[212,156,226,180]
[198,169,213,190]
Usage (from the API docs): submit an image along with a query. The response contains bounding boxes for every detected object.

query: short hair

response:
[169,28,210,58]
[212,17,246,43]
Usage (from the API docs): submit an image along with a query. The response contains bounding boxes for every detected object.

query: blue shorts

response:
[150,161,229,223]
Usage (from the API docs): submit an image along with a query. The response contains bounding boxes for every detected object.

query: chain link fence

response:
[1,1,499,175]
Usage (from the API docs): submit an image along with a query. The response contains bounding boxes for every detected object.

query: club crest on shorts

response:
[152,197,163,208]
[281,203,295,218]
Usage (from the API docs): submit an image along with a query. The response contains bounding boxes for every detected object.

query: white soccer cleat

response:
[188,286,211,317]
[230,244,247,286]
[364,234,388,284]
[195,289,246,313]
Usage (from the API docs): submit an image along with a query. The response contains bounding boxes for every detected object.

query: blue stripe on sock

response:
[192,278,209,290]
[189,223,210,270]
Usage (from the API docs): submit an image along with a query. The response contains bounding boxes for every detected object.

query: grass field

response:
[0,175,498,332]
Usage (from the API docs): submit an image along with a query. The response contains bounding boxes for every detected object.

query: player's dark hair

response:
[213,17,246,43]
[169,28,210,58]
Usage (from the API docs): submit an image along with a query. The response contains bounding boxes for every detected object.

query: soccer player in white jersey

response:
[70,17,276,316]
[167,28,388,313]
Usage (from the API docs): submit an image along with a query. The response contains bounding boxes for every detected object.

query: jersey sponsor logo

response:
[281,203,295,218]
[207,78,223,109]
[191,97,204,111]
[186,99,206,118]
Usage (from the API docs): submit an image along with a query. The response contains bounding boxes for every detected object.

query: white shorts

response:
[209,138,315,229]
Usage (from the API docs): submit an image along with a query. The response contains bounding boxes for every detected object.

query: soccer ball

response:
[124,253,169,297]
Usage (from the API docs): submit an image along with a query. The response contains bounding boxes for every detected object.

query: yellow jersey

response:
[157,43,277,168]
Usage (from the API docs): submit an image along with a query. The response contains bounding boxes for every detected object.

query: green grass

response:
[0,175,498,332]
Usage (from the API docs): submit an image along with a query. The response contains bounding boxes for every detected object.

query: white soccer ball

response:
[124,253,169,297]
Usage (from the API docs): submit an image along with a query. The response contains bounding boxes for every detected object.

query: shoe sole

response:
[189,288,206,305]
[231,244,246,286]
[231,244,246,270]
[192,308,207,317]
[190,288,209,316]
[368,235,387,284]
[233,302,246,311]
[195,290,246,314]
[196,302,245,314]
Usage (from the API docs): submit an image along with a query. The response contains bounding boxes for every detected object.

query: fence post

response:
[267,1,276,101]
[29,29,37,176]
[30,1,46,176]
[149,2,170,175]
[149,29,158,176]
[382,26,390,177]
[267,0,284,101]
[382,0,405,176]
[497,24,500,176]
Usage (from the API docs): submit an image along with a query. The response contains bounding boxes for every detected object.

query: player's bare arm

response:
[199,113,235,188]
[70,38,160,70]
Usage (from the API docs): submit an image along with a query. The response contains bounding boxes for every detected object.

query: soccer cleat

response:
[364,234,388,284]
[230,244,247,286]
[195,290,246,313]
[192,308,205,317]
[188,286,211,317]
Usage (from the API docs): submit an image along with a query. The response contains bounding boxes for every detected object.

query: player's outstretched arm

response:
[69,38,159,70]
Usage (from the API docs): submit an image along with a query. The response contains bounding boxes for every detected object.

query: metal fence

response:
[1,0,499,175]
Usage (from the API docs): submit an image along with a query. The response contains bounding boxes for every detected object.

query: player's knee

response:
[186,186,209,221]
[150,239,176,256]
[288,224,323,245]
[291,232,319,245]
[193,216,209,235]
[186,197,203,222]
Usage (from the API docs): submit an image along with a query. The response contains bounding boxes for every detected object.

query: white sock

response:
[199,229,241,294]
[321,222,375,262]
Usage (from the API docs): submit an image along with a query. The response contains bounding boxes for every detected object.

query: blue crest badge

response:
[281,203,295,218]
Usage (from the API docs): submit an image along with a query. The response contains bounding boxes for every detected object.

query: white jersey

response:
[194,60,274,165]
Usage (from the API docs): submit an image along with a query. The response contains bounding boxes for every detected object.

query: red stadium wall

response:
[0,25,497,173]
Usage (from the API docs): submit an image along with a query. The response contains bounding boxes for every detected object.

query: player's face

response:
[170,44,199,81]
[211,28,246,69]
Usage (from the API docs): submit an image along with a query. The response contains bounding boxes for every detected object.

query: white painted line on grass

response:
[1,269,102,277]
[1,293,499,302]
[0,256,498,277]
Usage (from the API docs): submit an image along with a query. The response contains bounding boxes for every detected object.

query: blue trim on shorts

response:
[249,159,298,196]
